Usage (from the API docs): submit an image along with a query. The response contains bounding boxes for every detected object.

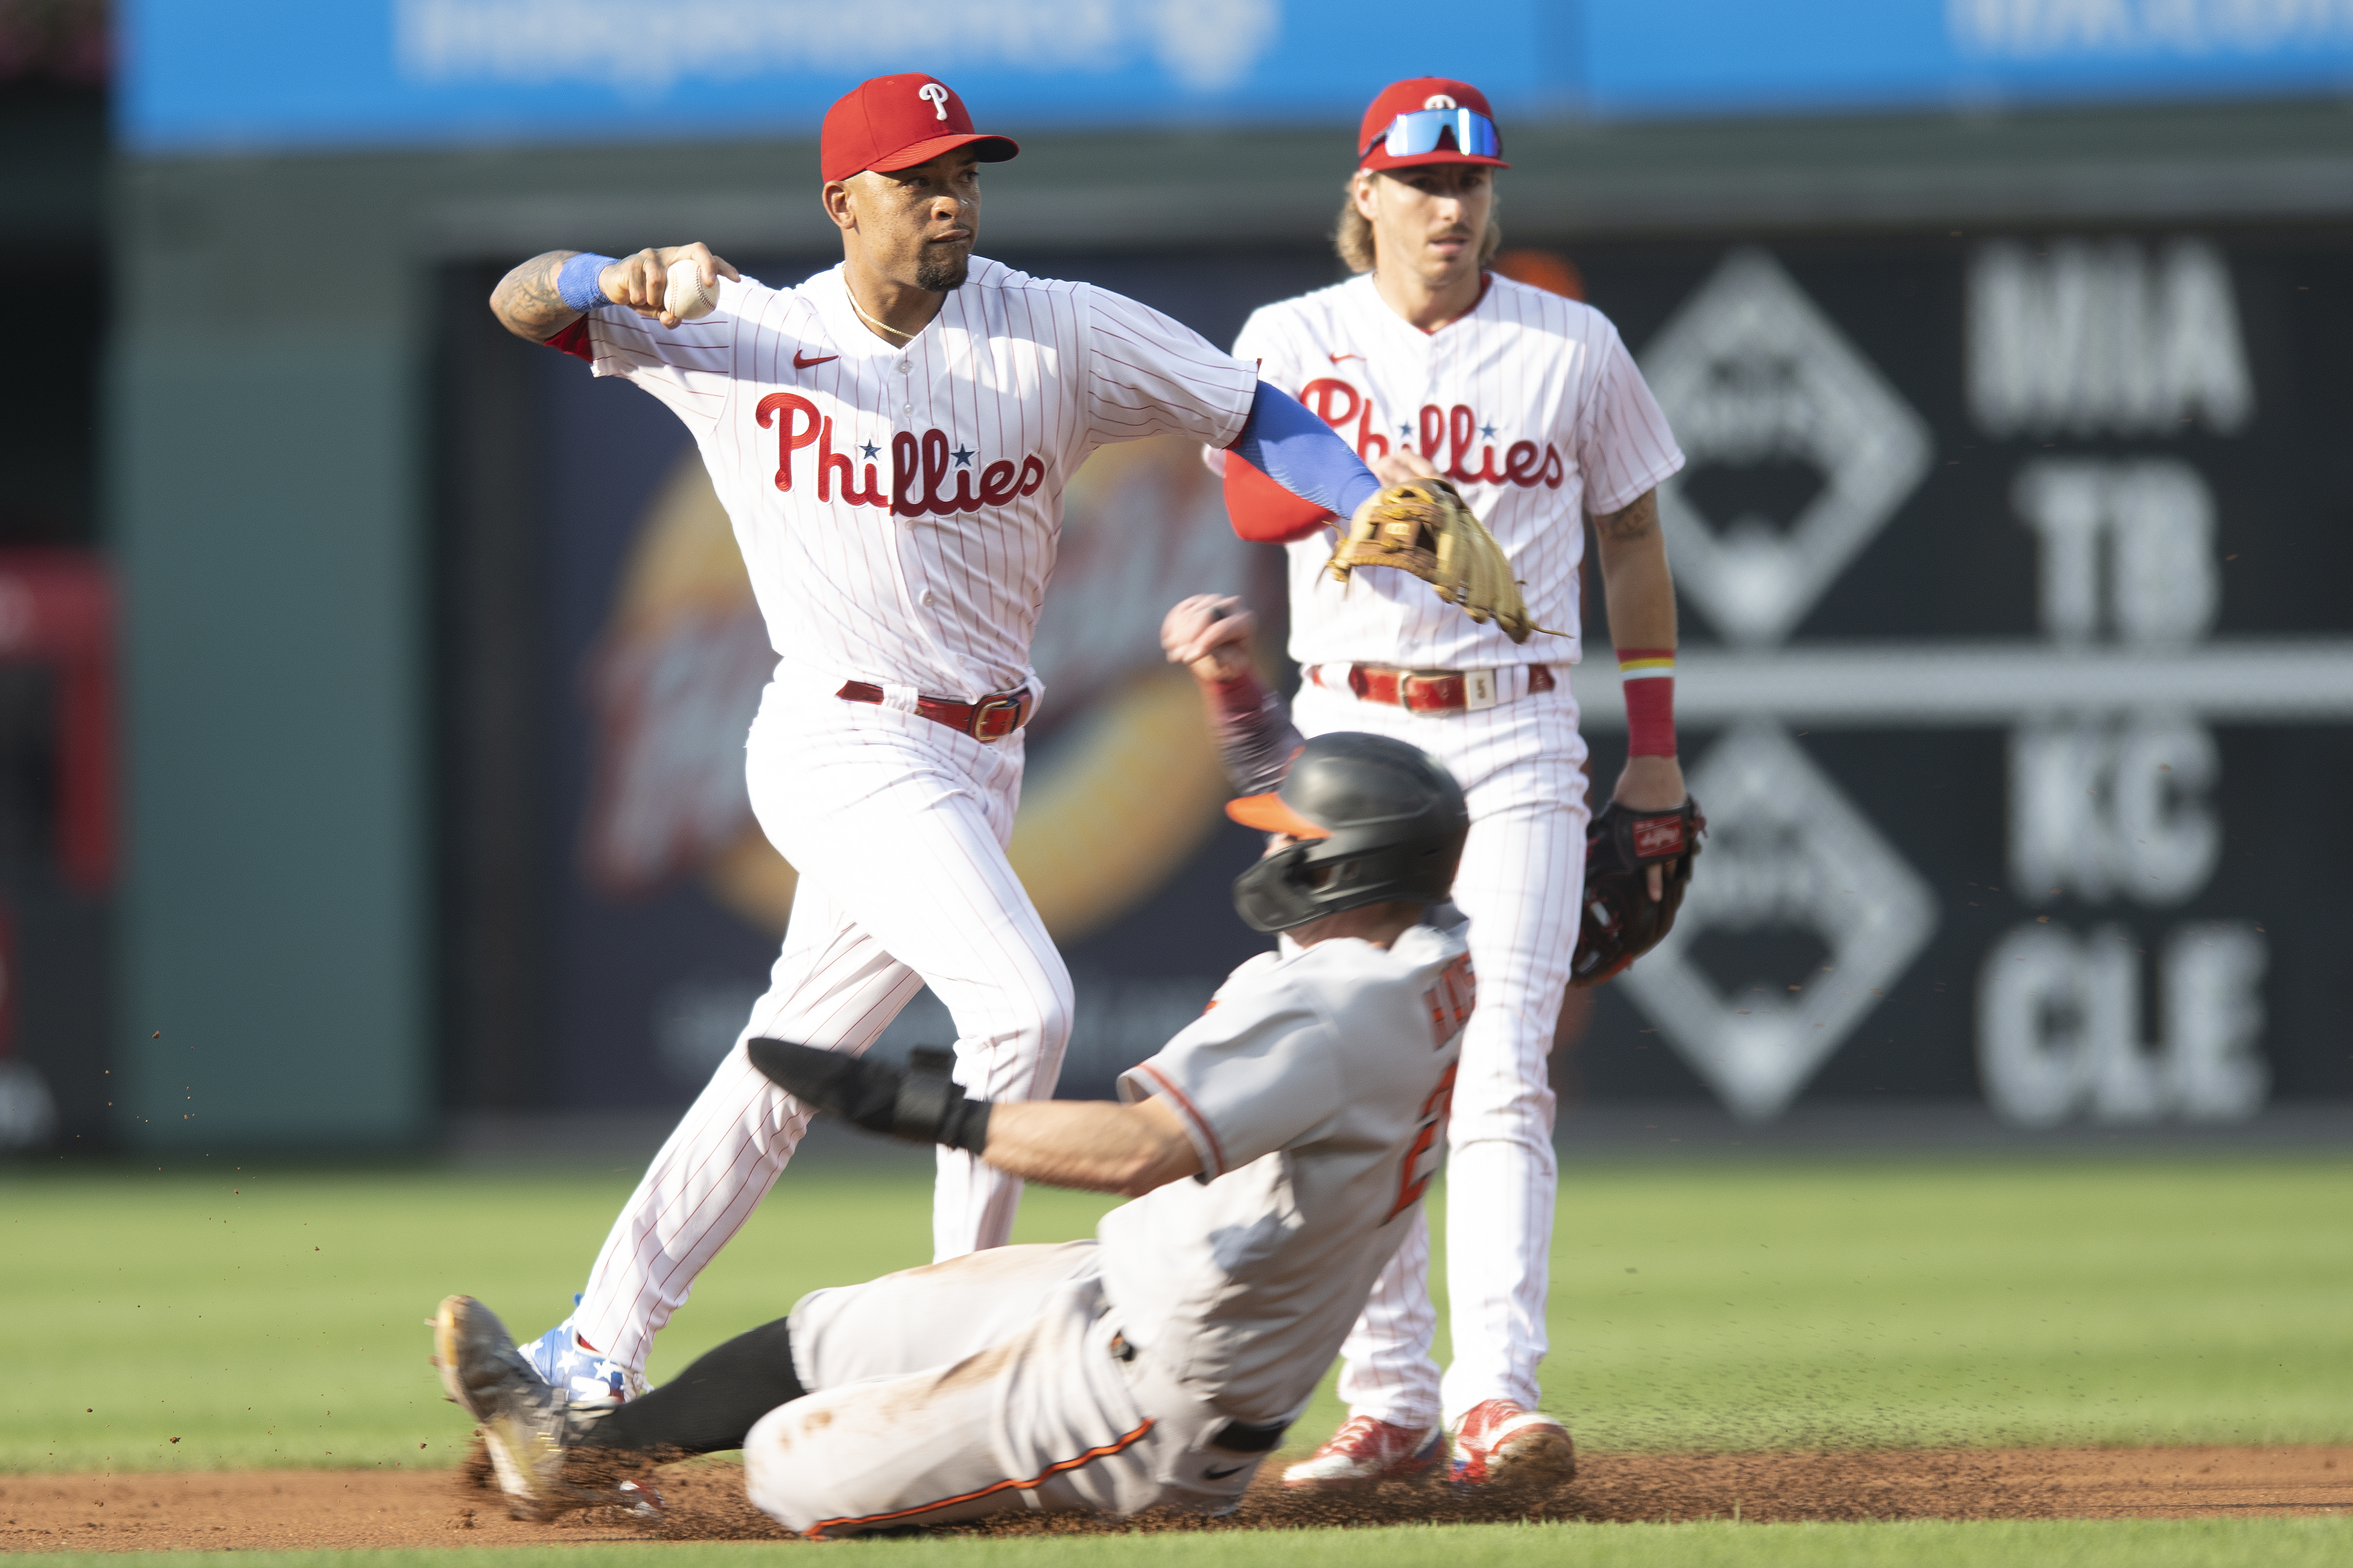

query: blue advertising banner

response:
[125,1,2353,155]
[121,0,1566,153]
[1588,1,2353,118]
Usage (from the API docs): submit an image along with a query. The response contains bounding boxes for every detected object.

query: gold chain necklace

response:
[846,285,918,342]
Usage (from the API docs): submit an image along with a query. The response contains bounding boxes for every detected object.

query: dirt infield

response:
[4,1445,2346,1551]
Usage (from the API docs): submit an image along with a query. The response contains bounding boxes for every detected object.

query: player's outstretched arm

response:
[982,1097,1202,1196]
[487,251,587,341]
[488,244,741,341]
[745,1038,1201,1196]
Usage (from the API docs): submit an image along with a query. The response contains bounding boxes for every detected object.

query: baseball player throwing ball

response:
[1197,77,1698,1489]
[435,731,1478,1534]
[479,72,1459,1407]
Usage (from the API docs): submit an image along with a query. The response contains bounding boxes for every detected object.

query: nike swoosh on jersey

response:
[1328,352,1364,364]
[1203,1463,1250,1480]
[794,351,839,369]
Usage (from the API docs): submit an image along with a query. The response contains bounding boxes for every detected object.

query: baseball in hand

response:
[664,258,719,322]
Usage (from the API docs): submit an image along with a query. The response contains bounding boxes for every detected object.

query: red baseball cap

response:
[1356,77,1509,173]
[820,74,1020,184]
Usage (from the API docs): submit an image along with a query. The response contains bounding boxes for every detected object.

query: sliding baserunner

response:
[436,727,1478,1534]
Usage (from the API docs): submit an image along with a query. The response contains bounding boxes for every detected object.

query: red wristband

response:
[1618,648,1675,757]
[1208,670,1269,722]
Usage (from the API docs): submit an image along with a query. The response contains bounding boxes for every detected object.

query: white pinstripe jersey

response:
[583,257,1258,702]
[1231,271,1685,671]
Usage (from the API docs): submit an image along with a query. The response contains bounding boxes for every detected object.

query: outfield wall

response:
[106,100,2353,1150]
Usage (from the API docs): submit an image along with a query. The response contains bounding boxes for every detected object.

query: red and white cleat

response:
[1280,1414,1445,1490]
[1450,1400,1577,1488]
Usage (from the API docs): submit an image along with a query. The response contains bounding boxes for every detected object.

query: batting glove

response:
[745,1039,993,1155]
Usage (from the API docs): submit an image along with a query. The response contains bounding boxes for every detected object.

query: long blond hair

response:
[1333,174,1502,275]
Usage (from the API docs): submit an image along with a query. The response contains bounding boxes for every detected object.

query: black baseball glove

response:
[745,1039,993,1155]
[1567,797,1704,989]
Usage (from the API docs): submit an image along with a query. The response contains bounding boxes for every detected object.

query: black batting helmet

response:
[1227,732,1469,933]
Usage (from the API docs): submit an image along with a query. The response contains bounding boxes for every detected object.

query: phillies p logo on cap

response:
[1356,77,1510,173]
[821,74,1021,183]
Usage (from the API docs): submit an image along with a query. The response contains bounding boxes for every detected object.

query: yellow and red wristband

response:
[1617,648,1676,757]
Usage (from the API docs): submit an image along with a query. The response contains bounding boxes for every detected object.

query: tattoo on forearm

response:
[489,250,583,341]
[1595,489,1659,544]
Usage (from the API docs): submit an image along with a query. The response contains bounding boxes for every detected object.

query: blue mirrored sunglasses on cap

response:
[1368,106,1500,160]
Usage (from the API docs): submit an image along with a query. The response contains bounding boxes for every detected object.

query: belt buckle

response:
[1400,670,1478,714]
[970,692,1023,740]
[1463,669,1499,711]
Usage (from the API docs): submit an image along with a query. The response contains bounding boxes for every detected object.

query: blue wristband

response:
[557,253,619,313]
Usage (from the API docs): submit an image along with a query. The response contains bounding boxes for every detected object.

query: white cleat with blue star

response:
[521,1298,644,1405]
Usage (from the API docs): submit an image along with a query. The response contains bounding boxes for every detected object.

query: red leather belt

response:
[1315,663,1554,714]
[837,681,1033,741]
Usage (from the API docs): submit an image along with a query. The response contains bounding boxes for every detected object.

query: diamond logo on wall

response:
[1640,248,1934,646]
[1618,723,1939,1122]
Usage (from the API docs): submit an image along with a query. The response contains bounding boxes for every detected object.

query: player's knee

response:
[938,963,1071,1095]
[1040,968,1075,1050]
[1009,971,1075,1101]
[740,1406,799,1528]
[1009,962,1075,1056]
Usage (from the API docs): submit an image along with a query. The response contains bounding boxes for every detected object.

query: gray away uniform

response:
[741,923,1472,1535]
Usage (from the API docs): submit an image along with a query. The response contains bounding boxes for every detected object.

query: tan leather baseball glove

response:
[1325,478,1558,643]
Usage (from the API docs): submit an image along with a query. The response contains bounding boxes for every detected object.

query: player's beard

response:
[916,242,971,293]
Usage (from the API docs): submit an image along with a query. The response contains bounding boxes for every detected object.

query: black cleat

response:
[433,1293,639,1521]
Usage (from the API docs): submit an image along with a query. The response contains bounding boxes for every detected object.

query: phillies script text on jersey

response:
[1294,378,1567,489]
[1232,269,1684,670]
[573,258,1254,699]
[757,392,1047,515]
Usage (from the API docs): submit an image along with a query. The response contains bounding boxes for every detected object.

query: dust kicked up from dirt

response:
[5,1441,2345,1552]
[590,1438,2351,1542]
[627,1443,2047,1541]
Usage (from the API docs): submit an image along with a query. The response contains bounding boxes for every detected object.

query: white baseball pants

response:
[574,672,1073,1378]
[746,1242,1257,1536]
[1294,676,1590,1427]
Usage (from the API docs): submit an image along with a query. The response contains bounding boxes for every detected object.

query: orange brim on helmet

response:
[1225,792,1332,840]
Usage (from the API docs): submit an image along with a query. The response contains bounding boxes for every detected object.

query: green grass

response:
[1,1149,1113,1475]
[1547,1157,2353,1455]
[4,1152,2349,1474]
[9,1519,2353,1568]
